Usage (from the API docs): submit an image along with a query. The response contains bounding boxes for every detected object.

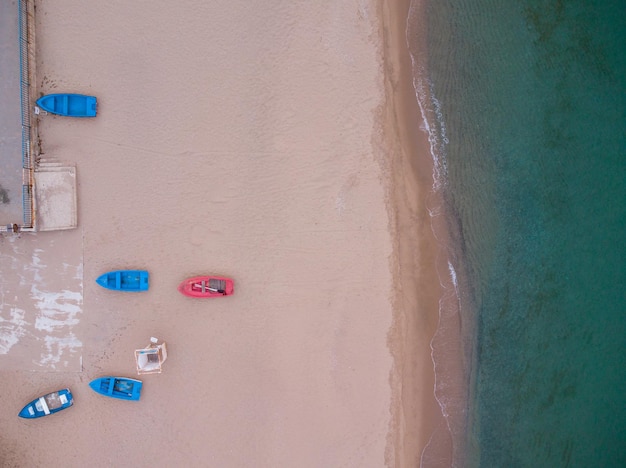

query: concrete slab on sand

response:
[34,168,77,231]
[0,229,83,372]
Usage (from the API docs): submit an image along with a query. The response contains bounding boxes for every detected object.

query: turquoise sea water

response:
[408,0,626,466]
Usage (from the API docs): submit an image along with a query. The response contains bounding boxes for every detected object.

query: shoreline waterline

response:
[381,0,469,465]
[405,0,477,465]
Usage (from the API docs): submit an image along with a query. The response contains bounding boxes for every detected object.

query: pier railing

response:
[18,0,34,228]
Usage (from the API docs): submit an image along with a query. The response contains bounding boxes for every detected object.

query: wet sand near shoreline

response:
[0,1,442,466]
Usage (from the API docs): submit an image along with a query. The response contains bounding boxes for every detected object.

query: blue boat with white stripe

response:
[18,388,74,418]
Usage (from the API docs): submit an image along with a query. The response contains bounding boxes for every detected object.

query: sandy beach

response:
[0,1,444,466]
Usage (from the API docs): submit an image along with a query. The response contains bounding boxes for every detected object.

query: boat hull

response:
[18,389,73,419]
[178,276,234,298]
[96,270,149,292]
[36,93,97,117]
[89,377,142,401]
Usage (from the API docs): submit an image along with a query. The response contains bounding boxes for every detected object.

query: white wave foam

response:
[448,260,459,295]
[406,47,448,194]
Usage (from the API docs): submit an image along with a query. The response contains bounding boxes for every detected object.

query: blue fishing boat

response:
[18,388,73,419]
[89,377,142,401]
[96,270,149,292]
[36,93,97,117]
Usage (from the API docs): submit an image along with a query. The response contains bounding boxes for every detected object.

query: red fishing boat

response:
[178,276,234,298]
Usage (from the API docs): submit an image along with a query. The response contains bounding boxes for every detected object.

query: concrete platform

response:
[34,167,77,231]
